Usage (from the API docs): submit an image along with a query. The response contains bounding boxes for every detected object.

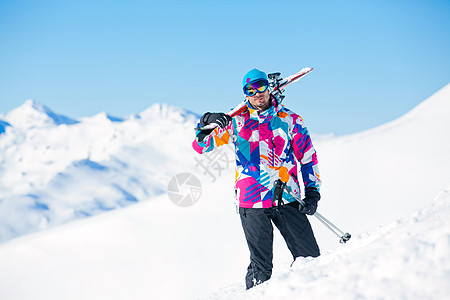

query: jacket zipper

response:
[271,137,276,167]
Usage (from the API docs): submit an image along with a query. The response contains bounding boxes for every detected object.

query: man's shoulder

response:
[277,105,304,122]
[279,105,296,114]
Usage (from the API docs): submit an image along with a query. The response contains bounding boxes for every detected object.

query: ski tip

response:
[294,67,313,77]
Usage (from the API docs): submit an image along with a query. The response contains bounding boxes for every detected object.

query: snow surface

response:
[0,83,449,299]
[207,188,450,300]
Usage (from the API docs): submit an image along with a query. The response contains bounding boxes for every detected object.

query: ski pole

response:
[282,184,351,244]
[314,212,351,243]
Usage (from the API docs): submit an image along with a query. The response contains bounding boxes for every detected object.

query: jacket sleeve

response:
[192,121,234,154]
[291,116,321,190]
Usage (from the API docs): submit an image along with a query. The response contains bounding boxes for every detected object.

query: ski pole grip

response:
[272,180,286,207]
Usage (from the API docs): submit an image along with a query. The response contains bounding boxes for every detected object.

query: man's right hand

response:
[196,112,231,143]
[200,112,232,129]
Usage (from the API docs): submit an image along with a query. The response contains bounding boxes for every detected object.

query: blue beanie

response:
[242,68,268,87]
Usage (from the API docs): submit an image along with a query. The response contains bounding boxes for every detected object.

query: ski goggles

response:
[243,79,269,96]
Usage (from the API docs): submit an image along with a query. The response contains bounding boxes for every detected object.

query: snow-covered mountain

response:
[0,100,200,244]
[0,83,449,299]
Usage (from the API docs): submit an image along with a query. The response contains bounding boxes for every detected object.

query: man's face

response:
[246,89,271,111]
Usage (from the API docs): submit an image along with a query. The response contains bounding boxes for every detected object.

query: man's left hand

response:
[299,189,320,215]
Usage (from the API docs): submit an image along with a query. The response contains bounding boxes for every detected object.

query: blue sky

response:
[0,0,449,134]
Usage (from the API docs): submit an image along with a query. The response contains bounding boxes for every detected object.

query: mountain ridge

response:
[4,99,79,128]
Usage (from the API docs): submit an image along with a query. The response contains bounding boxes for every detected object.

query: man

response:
[192,68,321,289]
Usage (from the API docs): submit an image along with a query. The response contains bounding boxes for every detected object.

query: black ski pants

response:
[239,201,320,289]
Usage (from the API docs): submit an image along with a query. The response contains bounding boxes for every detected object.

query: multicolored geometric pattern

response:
[192,101,321,208]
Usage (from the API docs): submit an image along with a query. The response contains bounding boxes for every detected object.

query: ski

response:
[269,67,313,105]
[197,67,314,131]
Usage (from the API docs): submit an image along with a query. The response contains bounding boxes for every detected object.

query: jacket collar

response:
[246,95,281,118]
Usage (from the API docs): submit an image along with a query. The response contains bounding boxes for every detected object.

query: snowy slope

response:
[0,173,244,300]
[207,187,450,300]
[0,83,449,299]
[0,170,448,300]
[311,83,450,249]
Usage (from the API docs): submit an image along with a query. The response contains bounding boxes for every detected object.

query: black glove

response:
[200,112,232,129]
[299,189,320,215]
[196,112,231,143]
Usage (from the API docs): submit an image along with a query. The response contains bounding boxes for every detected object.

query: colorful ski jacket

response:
[192,100,321,208]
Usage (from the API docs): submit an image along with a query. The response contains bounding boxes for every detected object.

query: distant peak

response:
[23,99,45,110]
[139,102,199,123]
[86,112,124,123]
[5,99,79,128]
